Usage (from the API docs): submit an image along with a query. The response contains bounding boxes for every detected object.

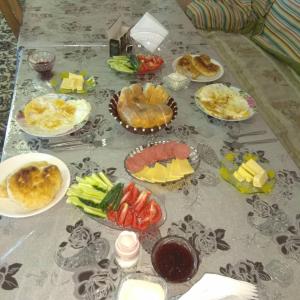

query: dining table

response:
[1,1,300,300]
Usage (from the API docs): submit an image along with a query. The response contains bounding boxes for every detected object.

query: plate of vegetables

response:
[67,172,166,232]
[107,54,164,74]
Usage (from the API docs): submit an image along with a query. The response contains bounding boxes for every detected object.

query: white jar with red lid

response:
[115,231,140,269]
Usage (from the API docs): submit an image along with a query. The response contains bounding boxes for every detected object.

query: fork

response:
[179,273,258,300]
[45,139,108,150]
[227,130,267,140]
[224,138,277,149]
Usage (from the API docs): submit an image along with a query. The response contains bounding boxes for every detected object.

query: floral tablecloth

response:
[1,1,300,300]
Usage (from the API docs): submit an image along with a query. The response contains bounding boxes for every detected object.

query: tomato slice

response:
[136,215,151,231]
[124,182,134,194]
[124,208,134,228]
[120,190,132,205]
[117,203,129,226]
[126,185,139,206]
[107,210,117,222]
[139,199,162,225]
[134,191,151,213]
[148,200,162,224]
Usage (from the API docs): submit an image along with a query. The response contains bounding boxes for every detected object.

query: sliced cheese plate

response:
[125,140,200,184]
[219,152,276,194]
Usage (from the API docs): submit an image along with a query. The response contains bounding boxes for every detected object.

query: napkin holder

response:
[130,12,169,53]
[107,16,132,56]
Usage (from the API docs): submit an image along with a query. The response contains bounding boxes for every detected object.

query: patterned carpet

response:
[0,13,17,160]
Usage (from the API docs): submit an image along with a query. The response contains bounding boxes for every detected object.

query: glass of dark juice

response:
[151,236,199,283]
[28,51,55,81]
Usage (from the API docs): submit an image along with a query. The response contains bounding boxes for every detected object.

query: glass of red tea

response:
[28,51,55,80]
[151,236,199,283]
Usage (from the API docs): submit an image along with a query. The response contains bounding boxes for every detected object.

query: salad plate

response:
[0,153,70,218]
[195,83,257,121]
[16,94,91,138]
[67,174,166,232]
[107,54,164,74]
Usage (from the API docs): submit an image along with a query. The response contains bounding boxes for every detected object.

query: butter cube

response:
[237,167,253,182]
[61,78,75,90]
[244,159,265,176]
[253,171,268,188]
[233,170,245,182]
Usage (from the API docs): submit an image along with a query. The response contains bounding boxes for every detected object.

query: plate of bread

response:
[0,153,70,218]
[195,83,257,121]
[109,83,177,134]
[173,54,224,82]
[16,94,91,137]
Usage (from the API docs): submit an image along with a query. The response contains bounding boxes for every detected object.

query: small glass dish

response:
[163,72,190,91]
[116,272,167,300]
[28,51,55,80]
[151,236,199,283]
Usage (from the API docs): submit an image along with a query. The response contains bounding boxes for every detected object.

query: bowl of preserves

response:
[151,236,199,283]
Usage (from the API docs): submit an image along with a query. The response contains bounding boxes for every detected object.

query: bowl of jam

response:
[151,236,199,283]
[28,51,55,80]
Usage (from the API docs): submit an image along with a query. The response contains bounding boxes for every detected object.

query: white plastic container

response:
[115,231,140,269]
[163,72,190,91]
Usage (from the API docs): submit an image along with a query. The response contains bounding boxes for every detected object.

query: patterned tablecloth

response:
[1,1,300,300]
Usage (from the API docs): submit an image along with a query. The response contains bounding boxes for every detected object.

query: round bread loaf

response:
[7,162,62,210]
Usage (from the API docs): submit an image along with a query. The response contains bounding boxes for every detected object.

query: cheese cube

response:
[253,171,268,188]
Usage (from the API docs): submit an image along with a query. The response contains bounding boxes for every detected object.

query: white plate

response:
[172,55,224,83]
[0,153,70,218]
[15,94,91,138]
[194,84,257,122]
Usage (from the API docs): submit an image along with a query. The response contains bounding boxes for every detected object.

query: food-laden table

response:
[1,1,300,300]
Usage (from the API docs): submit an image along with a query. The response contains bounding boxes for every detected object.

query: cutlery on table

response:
[178,273,258,300]
[224,138,277,149]
[45,139,108,150]
[227,130,267,140]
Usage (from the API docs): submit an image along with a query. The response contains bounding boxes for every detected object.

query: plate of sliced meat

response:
[125,141,200,183]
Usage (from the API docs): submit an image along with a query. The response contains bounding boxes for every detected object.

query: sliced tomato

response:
[120,190,132,205]
[134,191,151,213]
[148,200,162,224]
[117,203,129,226]
[124,208,134,227]
[126,185,139,206]
[136,215,151,231]
[107,210,117,222]
[124,182,134,194]
[139,199,162,225]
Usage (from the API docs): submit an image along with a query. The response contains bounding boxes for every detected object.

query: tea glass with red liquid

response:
[151,236,199,283]
[28,51,55,81]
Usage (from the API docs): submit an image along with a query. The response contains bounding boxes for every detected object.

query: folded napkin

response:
[179,274,257,300]
[130,12,168,53]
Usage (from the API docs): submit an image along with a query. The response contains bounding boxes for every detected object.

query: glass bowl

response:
[163,72,191,91]
[151,236,199,283]
[116,272,168,300]
[28,51,55,74]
